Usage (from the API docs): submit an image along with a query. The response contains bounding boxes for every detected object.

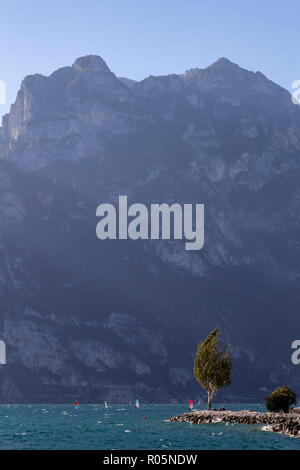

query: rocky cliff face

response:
[0,55,300,403]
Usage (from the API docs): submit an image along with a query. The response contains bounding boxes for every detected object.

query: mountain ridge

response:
[0,55,299,402]
[1,54,292,128]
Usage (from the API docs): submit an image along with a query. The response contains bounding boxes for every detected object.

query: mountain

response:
[0,55,300,403]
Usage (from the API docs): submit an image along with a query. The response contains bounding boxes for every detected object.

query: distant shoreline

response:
[170,410,300,438]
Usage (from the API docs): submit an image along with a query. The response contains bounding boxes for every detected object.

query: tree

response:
[265,386,297,413]
[193,328,232,410]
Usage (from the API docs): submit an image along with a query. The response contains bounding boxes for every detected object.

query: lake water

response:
[0,403,299,450]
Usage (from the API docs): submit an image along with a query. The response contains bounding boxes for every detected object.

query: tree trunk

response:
[207,391,213,410]
[207,388,217,410]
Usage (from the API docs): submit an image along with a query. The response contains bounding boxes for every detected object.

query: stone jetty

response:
[170,410,300,437]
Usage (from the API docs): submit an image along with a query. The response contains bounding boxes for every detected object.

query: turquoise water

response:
[0,403,300,450]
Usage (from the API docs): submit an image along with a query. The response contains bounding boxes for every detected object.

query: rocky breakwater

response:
[170,410,300,438]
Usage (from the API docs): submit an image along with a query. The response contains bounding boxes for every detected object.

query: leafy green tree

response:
[265,386,297,413]
[193,328,232,410]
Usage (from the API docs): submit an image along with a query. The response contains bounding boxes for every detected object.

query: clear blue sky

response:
[1,0,299,119]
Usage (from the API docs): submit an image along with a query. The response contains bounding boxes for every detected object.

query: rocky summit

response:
[0,55,300,402]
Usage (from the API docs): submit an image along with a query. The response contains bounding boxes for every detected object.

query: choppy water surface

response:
[0,403,299,450]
